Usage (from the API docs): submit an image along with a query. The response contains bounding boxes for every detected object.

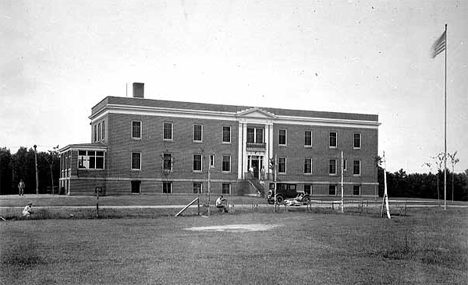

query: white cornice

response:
[89,104,379,129]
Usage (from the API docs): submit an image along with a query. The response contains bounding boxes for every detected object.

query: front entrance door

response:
[248,155,263,179]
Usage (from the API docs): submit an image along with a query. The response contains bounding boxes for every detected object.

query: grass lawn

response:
[1,207,467,284]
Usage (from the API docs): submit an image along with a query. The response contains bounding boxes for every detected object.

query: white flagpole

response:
[443,24,447,211]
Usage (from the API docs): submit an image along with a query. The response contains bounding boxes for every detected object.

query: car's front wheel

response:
[276,195,284,203]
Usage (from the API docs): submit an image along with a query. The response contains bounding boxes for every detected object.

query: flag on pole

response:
[431,31,446,58]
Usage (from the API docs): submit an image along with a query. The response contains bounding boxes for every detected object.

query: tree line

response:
[377,167,468,201]
[0,146,467,200]
[0,147,60,195]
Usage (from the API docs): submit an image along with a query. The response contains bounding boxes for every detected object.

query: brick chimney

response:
[132,82,144,98]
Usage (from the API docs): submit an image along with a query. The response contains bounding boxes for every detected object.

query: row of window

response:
[327,184,362,195]
[76,148,362,176]
[132,153,232,172]
[132,152,362,176]
[131,121,363,149]
[156,182,232,194]
[132,181,361,195]
[93,120,106,142]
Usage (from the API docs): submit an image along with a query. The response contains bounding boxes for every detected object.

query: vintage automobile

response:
[266,183,310,204]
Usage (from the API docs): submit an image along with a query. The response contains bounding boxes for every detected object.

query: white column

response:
[265,124,270,175]
[238,122,243,179]
[242,123,248,178]
[269,124,274,161]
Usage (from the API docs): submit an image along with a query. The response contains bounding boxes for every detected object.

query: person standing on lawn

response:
[18,179,25,196]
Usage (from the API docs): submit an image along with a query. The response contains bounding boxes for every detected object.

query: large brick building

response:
[59,84,380,197]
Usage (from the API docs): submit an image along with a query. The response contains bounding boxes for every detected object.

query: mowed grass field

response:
[1,203,467,285]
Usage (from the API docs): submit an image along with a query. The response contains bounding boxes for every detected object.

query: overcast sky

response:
[1,0,467,173]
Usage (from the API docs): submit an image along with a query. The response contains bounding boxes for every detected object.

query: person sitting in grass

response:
[216,195,228,213]
[22,202,34,217]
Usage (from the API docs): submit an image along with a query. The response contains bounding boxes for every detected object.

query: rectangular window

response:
[222,127,231,143]
[304,158,312,174]
[95,151,104,169]
[247,128,255,143]
[131,181,141,194]
[193,124,203,142]
[94,125,97,142]
[247,127,264,143]
[163,182,172,194]
[193,154,202,172]
[132,121,142,139]
[354,133,361,149]
[329,185,336,195]
[353,185,361,195]
[278,157,286,173]
[222,183,231,194]
[78,150,105,170]
[102,121,105,140]
[353,160,361,175]
[209,155,215,168]
[329,159,337,175]
[131,152,141,170]
[193,182,202,194]
[256,128,264,144]
[163,153,172,171]
[329,132,337,148]
[304,184,312,195]
[305,131,312,147]
[163,122,173,140]
[98,123,101,141]
[279,130,287,145]
[222,155,231,172]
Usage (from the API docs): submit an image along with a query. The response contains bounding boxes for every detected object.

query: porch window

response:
[78,150,105,170]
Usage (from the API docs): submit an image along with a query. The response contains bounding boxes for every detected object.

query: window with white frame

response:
[353,160,361,175]
[131,152,141,170]
[163,122,173,141]
[222,183,231,194]
[193,182,202,194]
[193,124,203,142]
[329,185,336,195]
[163,153,172,171]
[78,150,105,170]
[163,182,172,193]
[132,121,142,139]
[98,123,101,141]
[279,129,287,145]
[353,185,361,195]
[247,127,264,144]
[278,157,286,173]
[304,158,312,174]
[222,126,231,143]
[193,154,202,172]
[305,130,312,147]
[329,159,337,175]
[222,155,231,172]
[354,133,361,149]
[329,131,337,148]
[102,121,105,140]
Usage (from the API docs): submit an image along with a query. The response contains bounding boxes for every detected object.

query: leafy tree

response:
[0,148,13,194]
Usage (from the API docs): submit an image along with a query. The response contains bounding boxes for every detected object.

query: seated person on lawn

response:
[22,202,34,217]
[216,195,228,213]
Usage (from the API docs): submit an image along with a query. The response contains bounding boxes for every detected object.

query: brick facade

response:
[59,95,379,197]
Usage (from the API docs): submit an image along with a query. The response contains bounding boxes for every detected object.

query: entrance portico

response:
[237,107,276,180]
